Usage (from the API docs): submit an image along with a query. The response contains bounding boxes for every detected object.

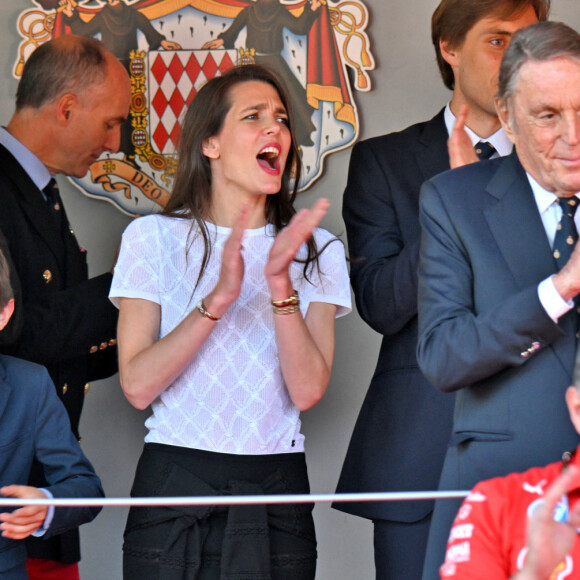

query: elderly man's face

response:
[498,57,580,197]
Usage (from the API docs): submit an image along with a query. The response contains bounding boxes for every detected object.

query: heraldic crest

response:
[14,0,375,215]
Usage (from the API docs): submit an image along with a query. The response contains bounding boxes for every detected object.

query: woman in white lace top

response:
[110,64,350,579]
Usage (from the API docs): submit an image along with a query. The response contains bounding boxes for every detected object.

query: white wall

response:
[0,1,578,578]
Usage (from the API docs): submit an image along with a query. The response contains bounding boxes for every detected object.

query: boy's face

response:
[0,299,14,331]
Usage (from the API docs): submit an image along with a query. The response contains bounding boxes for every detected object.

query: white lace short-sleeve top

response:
[110,214,351,455]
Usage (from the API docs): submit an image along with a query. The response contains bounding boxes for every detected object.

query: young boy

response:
[0,247,104,580]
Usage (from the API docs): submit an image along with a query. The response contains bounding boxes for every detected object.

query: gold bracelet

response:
[198,298,220,321]
[272,303,301,315]
[271,290,299,308]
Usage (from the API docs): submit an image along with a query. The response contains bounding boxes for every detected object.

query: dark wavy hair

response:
[163,64,324,290]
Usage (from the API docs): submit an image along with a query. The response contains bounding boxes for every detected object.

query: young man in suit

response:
[0,35,130,579]
[418,20,580,579]
[335,1,547,578]
[0,248,104,580]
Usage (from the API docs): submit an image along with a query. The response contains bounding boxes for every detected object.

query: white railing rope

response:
[0,490,470,508]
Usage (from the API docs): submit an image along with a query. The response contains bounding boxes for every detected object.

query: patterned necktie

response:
[474,141,496,160]
[43,178,64,229]
[553,196,579,270]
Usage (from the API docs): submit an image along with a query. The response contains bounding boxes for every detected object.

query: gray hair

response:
[16,35,110,110]
[0,248,13,310]
[497,21,580,103]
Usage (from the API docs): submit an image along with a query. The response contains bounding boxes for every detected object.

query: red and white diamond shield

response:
[149,50,237,154]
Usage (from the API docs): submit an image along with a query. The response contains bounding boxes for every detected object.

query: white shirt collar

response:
[444,103,513,158]
[527,171,580,214]
[0,126,52,191]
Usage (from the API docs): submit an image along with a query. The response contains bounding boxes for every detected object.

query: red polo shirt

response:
[440,446,580,579]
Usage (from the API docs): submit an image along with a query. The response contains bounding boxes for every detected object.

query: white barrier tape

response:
[0,490,470,508]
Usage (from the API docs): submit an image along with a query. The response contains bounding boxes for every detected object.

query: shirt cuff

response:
[538,275,574,323]
[31,489,54,537]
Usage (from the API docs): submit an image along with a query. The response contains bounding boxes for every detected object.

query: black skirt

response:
[123,443,317,580]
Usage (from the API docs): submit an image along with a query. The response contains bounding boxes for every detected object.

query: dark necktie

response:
[474,141,496,160]
[44,178,64,229]
[553,196,578,270]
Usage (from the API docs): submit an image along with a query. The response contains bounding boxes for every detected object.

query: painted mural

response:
[14,0,374,215]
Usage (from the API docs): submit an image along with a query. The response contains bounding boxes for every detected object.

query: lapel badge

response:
[42,269,52,284]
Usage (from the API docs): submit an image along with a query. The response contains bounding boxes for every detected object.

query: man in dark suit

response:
[334,1,547,577]
[417,20,580,579]
[0,248,104,580]
[0,35,130,579]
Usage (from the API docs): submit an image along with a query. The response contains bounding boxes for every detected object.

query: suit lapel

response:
[484,152,556,288]
[484,151,575,372]
[415,109,450,183]
[0,146,66,273]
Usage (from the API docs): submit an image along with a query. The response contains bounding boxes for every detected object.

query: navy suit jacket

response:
[0,144,118,562]
[0,354,103,576]
[417,150,580,489]
[335,110,456,522]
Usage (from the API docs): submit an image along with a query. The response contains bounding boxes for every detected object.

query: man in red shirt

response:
[441,384,580,580]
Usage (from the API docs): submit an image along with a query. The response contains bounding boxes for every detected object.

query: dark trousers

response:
[420,498,462,580]
[123,443,317,580]
[421,439,520,580]
[374,514,431,580]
